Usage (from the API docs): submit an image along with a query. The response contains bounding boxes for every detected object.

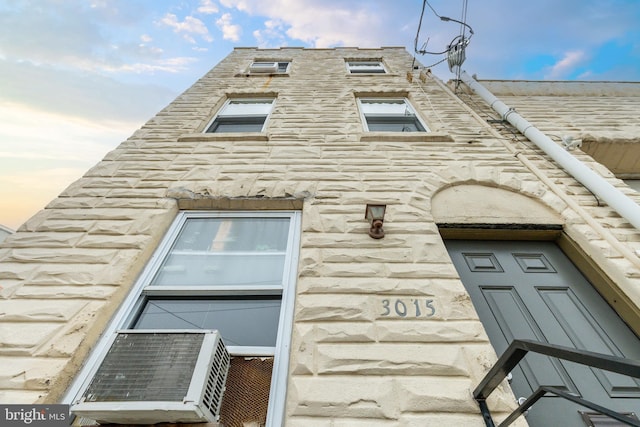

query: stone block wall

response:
[0,47,639,426]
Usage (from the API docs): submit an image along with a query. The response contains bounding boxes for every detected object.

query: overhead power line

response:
[413,0,474,76]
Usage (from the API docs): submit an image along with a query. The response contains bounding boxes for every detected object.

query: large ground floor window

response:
[67,211,301,427]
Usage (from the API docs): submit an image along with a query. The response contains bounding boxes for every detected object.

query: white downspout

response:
[459,70,640,231]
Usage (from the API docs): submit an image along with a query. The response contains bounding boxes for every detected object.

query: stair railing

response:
[474,339,640,427]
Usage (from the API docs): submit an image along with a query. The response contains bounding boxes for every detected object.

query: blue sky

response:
[0,0,638,229]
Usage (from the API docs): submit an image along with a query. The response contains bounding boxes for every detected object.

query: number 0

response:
[395,300,407,317]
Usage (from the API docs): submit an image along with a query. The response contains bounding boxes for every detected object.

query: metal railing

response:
[474,339,640,427]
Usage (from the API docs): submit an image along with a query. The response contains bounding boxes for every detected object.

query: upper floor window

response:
[347,60,386,74]
[358,98,430,132]
[624,179,640,192]
[205,98,275,133]
[249,61,290,74]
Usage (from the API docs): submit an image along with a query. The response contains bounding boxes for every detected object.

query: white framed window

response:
[347,60,386,74]
[624,179,640,192]
[205,98,275,133]
[358,98,430,132]
[66,211,302,427]
[249,61,290,74]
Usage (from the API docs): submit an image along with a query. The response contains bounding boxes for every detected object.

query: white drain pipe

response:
[459,71,640,231]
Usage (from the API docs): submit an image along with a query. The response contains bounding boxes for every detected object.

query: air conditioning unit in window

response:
[71,330,230,425]
[249,61,278,73]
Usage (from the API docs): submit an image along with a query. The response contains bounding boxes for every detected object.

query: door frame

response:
[438,224,640,337]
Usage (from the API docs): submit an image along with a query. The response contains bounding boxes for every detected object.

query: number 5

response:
[425,299,435,317]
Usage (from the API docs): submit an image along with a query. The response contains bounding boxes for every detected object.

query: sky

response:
[0,0,638,230]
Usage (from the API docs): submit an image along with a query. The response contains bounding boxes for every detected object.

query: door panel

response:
[445,240,640,427]
[482,286,578,394]
[539,288,640,397]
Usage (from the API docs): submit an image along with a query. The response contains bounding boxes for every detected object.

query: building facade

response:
[1,47,639,426]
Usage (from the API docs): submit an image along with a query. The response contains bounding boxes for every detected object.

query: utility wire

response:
[426,0,441,18]
[414,0,475,62]
[454,0,470,82]
[414,0,450,55]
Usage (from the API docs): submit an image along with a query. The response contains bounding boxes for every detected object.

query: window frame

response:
[64,210,302,427]
[205,98,275,133]
[357,97,430,132]
[249,61,291,74]
[346,60,387,74]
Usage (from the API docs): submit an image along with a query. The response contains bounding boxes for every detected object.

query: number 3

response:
[381,299,390,316]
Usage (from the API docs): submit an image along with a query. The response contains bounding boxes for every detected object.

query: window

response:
[206,98,275,133]
[347,60,386,74]
[67,211,301,427]
[358,98,430,132]
[624,179,640,192]
[249,61,290,74]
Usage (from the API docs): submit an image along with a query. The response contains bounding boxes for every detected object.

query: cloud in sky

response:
[158,13,214,44]
[0,0,638,229]
[220,0,387,47]
[216,13,242,42]
[198,0,219,15]
[459,0,639,79]
[544,50,589,80]
[253,19,289,48]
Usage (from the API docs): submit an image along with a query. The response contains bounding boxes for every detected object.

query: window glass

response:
[347,61,386,73]
[151,217,290,287]
[366,118,425,132]
[249,61,290,74]
[360,99,410,115]
[221,100,274,116]
[276,62,290,73]
[207,120,265,133]
[359,98,429,132]
[134,297,282,347]
[206,99,274,133]
[624,179,640,192]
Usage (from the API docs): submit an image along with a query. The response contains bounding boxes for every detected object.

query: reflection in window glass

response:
[134,297,282,347]
[359,98,429,132]
[206,99,274,133]
[624,179,640,192]
[347,61,386,74]
[249,61,290,74]
[151,217,290,287]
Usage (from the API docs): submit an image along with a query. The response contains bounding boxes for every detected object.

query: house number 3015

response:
[381,299,436,318]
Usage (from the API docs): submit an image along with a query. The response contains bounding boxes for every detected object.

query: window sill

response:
[360,132,454,142]
[347,73,396,77]
[96,423,221,427]
[178,133,269,142]
[234,73,290,77]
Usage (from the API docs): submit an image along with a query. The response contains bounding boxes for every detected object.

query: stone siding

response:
[0,47,639,426]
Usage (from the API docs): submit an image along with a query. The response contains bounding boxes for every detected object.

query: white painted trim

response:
[265,210,301,427]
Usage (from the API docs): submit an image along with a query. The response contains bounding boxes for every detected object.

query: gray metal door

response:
[445,240,640,426]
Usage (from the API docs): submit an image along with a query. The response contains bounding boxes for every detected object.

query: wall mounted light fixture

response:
[365,204,386,239]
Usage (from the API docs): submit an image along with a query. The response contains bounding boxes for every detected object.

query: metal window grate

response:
[219,357,273,427]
